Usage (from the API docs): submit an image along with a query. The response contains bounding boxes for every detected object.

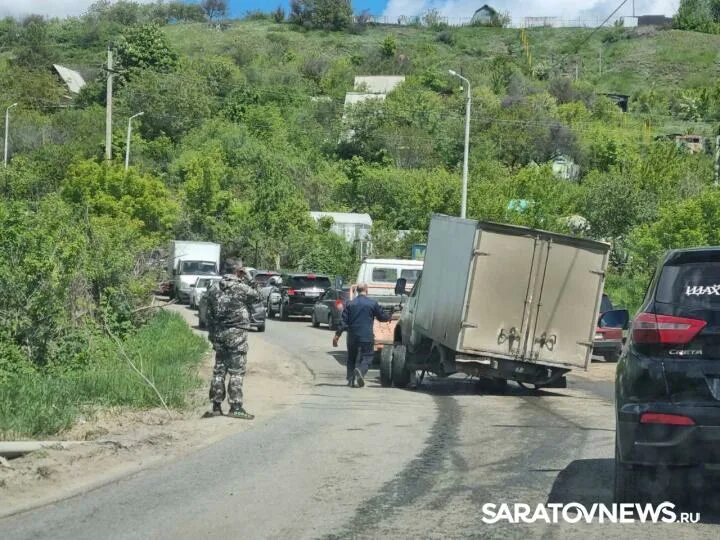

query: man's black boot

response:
[228,404,255,420]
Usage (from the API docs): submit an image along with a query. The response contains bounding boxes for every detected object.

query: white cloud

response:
[383,0,679,22]
[0,0,156,19]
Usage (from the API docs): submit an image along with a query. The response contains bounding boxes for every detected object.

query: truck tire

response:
[280,303,289,321]
[266,300,275,319]
[391,344,411,388]
[380,346,393,387]
[311,311,320,328]
[257,323,266,332]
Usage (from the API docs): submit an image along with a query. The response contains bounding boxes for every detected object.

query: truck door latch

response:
[498,327,519,349]
[535,333,557,351]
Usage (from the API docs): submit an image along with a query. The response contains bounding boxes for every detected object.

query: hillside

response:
[2,5,720,388]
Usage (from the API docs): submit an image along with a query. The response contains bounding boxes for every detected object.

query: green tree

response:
[290,0,353,30]
[115,23,178,80]
[61,160,178,234]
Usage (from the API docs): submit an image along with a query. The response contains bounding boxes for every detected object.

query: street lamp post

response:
[125,111,144,170]
[4,103,18,168]
[449,70,471,219]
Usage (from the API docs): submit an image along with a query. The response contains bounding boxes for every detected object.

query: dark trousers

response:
[347,336,374,381]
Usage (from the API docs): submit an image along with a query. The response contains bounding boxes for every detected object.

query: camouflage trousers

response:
[209,328,249,406]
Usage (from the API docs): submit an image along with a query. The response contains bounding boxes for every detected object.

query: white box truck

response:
[168,241,222,303]
[381,215,610,389]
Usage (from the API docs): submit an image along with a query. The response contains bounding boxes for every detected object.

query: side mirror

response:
[599,309,630,330]
[394,277,407,296]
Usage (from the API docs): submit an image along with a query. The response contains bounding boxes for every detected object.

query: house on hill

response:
[53,64,86,96]
[471,5,498,25]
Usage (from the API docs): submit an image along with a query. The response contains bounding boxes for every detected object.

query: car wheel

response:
[605,351,620,363]
[311,311,320,328]
[257,323,266,333]
[327,314,335,330]
[280,303,289,321]
[266,301,274,319]
[380,346,393,387]
[614,435,657,503]
[391,344,411,388]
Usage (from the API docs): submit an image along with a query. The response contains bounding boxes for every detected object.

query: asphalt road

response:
[1,310,719,539]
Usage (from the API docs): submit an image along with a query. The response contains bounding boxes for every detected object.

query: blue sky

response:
[0,1,679,21]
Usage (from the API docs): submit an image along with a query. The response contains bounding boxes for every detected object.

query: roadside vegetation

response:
[1,1,720,435]
[0,311,207,439]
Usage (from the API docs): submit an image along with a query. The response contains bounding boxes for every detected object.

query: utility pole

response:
[599,48,603,77]
[449,70,471,219]
[105,46,113,161]
[4,102,17,168]
[125,111,144,170]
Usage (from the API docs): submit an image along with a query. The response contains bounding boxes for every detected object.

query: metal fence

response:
[353,14,623,29]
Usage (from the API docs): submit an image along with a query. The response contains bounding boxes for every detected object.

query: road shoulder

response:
[0,306,312,518]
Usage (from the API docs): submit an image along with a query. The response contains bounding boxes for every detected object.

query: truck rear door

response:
[525,241,607,369]
[459,230,540,359]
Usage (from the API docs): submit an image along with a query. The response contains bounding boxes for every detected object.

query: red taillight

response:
[335,299,344,311]
[640,412,695,426]
[287,288,296,296]
[632,312,706,345]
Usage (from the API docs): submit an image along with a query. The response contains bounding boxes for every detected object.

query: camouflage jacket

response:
[206,275,260,339]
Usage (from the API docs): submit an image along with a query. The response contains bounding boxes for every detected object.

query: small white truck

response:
[168,241,221,303]
[382,215,610,390]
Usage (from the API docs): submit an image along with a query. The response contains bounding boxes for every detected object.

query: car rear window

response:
[371,267,398,282]
[600,294,613,313]
[657,262,720,308]
[254,273,276,285]
[400,268,422,284]
[289,276,331,289]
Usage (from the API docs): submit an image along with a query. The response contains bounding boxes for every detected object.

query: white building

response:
[353,76,405,94]
[310,212,372,243]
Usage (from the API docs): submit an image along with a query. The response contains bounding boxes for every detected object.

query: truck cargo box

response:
[413,215,610,371]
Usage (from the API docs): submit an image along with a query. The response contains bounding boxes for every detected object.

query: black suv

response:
[615,248,720,503]
[278,273,332,320]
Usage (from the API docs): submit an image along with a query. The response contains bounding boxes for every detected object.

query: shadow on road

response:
[547,459,720,523]
[547,459,614,507]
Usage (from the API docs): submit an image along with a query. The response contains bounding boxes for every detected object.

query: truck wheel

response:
[311,312,320,328]
[257,323,266,332]
[391,344,411,388]
[280,303,289,321]
[266,301,275,319]
[380,346,393,387]
[328,315,336,331]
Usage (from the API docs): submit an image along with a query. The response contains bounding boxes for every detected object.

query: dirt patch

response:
[0,305,313,518]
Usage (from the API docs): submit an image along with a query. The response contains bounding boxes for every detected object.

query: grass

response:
[163,21,720,97]
[0,311,208,440]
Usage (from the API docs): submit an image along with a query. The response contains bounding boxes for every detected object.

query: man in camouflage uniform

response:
[205,263,259,419]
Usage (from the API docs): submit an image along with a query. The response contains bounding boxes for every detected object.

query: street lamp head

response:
[448,69,457,76]
[7,103,18,110]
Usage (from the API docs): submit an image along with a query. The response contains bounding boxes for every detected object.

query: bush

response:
[0,311,208,439]
[436,30,456,46]
[273,6,286,23]
[380,35,397,58]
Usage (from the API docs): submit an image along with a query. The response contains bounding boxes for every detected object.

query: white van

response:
[356,258,424,296]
